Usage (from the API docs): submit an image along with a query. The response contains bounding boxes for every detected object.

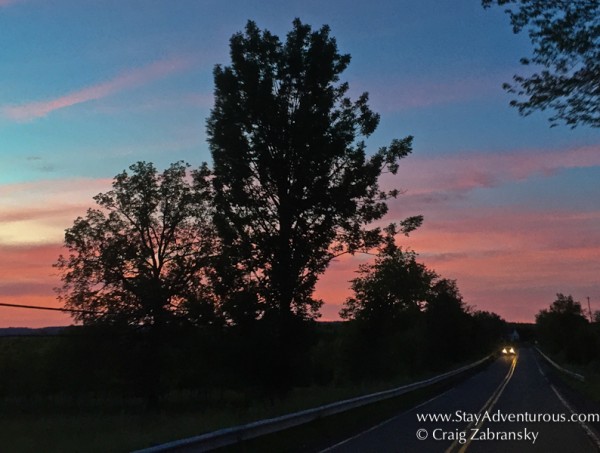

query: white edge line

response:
[551,383,600,450]
[535,351,600,450]
[318,388,454,452]
[536,347,585,381]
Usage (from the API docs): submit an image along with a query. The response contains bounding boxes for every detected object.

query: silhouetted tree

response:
[55,161,218,327]
[339,241,438,376]
[470,310,506,353]
[340,239,435,327]
[207,18,421,386]
[483,0,600,127]
[339,239,491,375]
[55,161,218,405]
[208,19,422,325]
[536,293,591,362]
[424,278,472,365]
[339,233,514,374]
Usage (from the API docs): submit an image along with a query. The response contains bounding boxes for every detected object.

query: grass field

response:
[1,368,478,453]
[1,380,411,452]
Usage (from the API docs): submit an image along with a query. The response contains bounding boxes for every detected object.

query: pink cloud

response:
[0,204,87,223]
[0,177,113,245]
[382,145,600,207]
[4,57,193,121]
[0,243,62,282]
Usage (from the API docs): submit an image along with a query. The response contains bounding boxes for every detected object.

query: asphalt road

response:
[320,347,600,452]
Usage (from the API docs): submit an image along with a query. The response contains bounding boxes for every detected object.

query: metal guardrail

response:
[536,347,585,382]
[133,354,493,453]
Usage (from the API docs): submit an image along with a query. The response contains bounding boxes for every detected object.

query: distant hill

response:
[0,326,67,337]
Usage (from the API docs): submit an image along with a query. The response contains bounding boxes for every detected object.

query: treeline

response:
[0,241,506,405]
[0,311,505,406]
[536,293,600,365]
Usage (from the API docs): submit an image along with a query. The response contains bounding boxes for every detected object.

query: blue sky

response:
[1,0,599,326]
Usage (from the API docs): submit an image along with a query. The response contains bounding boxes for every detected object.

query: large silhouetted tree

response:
[207,19,422,330]
[483,0,600,128]
[55,161,217,327]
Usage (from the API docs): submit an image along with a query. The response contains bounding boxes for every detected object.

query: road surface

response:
[320,347,600,452]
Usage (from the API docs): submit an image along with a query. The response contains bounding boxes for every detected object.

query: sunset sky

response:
[1,0,599,327]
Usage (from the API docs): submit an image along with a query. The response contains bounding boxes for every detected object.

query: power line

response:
[0,302,105,315]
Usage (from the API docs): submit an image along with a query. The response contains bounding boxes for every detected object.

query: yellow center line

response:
[445,355,518,453]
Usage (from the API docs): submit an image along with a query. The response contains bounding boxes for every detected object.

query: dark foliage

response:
[55,161,219,328]
[340,240,436,327]
[207,19,422,326]
[483,0,600,127]
[339,240,506,377]
[536,293,596,363]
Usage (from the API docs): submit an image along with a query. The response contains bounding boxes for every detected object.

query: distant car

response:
[501,345,516,355]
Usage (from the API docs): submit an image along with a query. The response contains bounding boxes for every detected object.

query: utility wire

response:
[0,302,106,315]
[0,302,196,338]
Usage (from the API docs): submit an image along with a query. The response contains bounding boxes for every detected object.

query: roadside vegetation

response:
[0,315,502,452]
[535,294,600,402]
